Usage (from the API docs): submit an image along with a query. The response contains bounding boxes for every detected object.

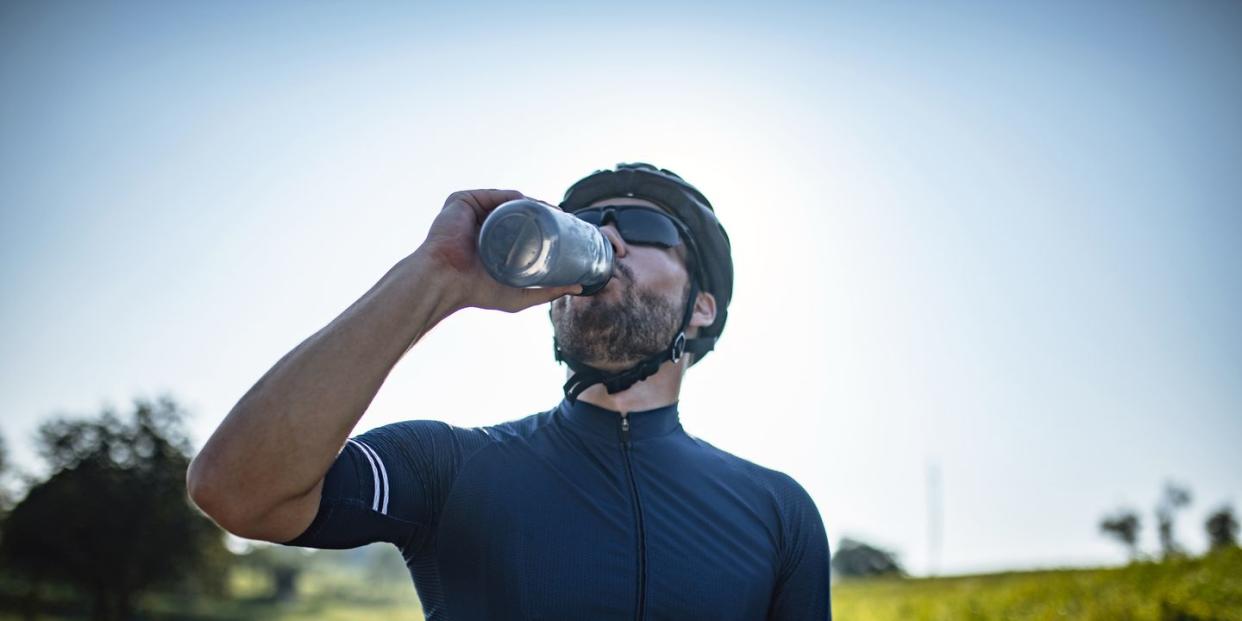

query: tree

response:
[0,434,9,550]
[0,433,11,514]
[1205,505,1238,552]
[1099,509,1142,561]
[1156,482,1192,559]
[0,432,22,544]
[0,396,227,621]
[831,537,905,578]
[239,544,308,603]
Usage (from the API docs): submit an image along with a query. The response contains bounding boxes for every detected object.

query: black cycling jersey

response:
[283,398,832,620]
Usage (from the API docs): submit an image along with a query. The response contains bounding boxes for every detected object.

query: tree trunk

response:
[91,587,110,621]
[19,580,41,621]
[273,566,300,603]
[116,590,135,621]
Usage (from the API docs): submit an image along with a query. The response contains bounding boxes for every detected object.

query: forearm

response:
[187,249,461,529]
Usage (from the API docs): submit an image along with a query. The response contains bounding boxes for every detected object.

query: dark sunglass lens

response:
[574,209,603,225]
[619,210,682,247]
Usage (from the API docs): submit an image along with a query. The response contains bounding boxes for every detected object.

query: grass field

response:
[834,547,1242,621]
[3,547,1238,620]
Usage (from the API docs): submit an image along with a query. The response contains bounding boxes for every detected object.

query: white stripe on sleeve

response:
[346,439,381,512]
[353,439,390,515]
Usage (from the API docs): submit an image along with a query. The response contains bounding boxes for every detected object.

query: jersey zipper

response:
[618,412,647,621]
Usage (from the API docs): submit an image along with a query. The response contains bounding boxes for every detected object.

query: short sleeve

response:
[766,473,832,620]
[280,420,492,554]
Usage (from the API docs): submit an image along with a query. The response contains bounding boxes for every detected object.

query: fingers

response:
[470,281,584,313]
[526,283,584,305]
[502,283,583,312]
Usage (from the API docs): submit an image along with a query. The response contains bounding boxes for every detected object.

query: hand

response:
[416,189,583,313]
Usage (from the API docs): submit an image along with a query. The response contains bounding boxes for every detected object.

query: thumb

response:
[525,284,583,306]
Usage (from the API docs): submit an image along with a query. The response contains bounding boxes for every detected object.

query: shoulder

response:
[682,433,820,514]
[353,409,557,457]
[354,419,488,451]
[477,407,560,441]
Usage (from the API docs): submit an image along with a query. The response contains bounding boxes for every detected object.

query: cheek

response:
[632,247,688,284]
[657,252,692,291]
[644,259,691,304]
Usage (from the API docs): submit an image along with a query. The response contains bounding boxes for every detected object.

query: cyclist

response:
[188,163,832,620]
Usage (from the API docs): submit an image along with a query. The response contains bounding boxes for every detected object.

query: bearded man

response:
[188,163,832,620]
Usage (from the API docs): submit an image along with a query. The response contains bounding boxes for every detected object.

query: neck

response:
[571,357,688,415]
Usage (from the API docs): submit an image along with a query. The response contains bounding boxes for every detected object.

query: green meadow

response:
[834,547,1242,621]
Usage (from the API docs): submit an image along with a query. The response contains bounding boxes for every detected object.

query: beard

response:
[551,266,687,370]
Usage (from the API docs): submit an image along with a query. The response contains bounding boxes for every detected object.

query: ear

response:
[689,290,717,329]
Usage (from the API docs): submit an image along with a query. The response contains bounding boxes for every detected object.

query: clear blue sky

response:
[2,1,1240,576]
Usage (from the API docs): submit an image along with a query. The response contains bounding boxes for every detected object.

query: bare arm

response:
[186,190,581,542]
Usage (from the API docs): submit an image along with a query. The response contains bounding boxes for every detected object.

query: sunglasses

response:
[572,205,686,249]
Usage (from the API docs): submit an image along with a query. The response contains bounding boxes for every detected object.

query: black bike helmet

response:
[554,162,734,401]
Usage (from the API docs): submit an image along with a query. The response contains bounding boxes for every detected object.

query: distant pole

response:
[927,460,942,576]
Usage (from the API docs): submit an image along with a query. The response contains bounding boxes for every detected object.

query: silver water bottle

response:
[478,198,614,295]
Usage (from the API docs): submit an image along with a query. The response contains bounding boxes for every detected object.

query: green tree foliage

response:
[1156,482,1193,559]
[1099,508,1142,560]
[831,537,905,578]
[0,396,226,621]
[1206,505,1238,552]
[0,433,10,514]
[0,434,9,548]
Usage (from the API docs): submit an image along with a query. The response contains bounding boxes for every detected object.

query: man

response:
[187,163,831,619]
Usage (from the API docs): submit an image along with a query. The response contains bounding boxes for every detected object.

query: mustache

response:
[613,261,634,282]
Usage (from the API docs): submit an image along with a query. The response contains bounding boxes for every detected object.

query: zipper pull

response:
[620,412,630,444]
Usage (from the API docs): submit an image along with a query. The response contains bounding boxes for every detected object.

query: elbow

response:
[186,452,307,542]
[186,452,250,536]
[186,452,225,521]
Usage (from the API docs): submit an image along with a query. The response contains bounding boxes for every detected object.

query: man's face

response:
[550,197,692,371]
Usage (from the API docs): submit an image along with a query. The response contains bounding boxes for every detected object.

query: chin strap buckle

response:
[670,332,687,363]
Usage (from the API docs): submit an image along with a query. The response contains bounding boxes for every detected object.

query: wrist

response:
[393,249,468,322]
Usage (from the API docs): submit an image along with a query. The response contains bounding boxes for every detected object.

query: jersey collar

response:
[557,398,681,442]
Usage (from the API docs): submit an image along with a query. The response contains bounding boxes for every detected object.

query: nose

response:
[599,224,628,258]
